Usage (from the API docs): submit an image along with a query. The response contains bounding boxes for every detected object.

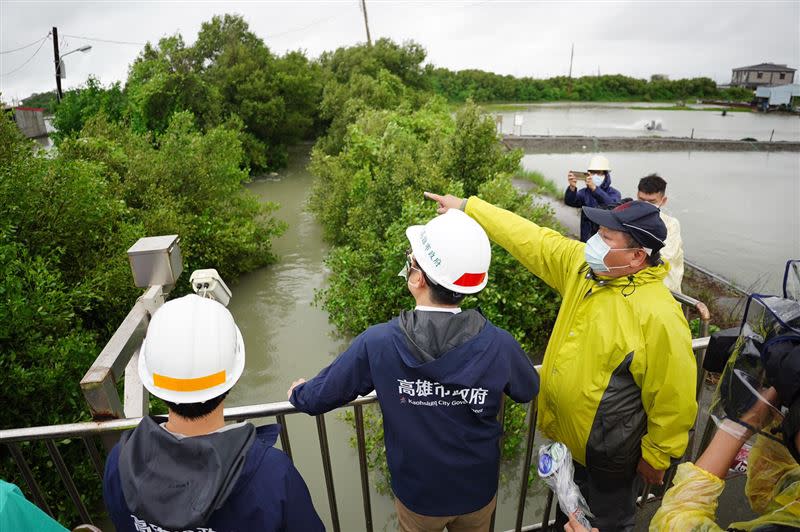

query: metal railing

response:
[1,234,717,531]
[1,335,712,531]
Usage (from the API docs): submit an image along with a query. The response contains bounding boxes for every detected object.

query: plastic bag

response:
[537,442,593,529]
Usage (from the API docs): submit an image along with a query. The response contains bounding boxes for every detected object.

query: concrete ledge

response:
[502,135,800,153]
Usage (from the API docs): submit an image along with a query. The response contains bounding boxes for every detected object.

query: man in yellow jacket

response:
[426,192,698,531]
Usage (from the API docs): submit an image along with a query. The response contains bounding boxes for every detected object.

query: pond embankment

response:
[502,135,800,153]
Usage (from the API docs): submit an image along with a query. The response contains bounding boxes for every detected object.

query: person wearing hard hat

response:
[424,192,697,532]
[565,155,622,242]
[288,209,539,532]
[103,295,324,532]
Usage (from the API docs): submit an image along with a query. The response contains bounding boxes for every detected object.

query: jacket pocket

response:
[586,409,645,479]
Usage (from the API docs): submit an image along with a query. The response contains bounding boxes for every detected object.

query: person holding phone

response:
[565,155,622,242]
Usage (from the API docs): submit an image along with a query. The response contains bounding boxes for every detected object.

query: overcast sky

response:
[1,0,798,102]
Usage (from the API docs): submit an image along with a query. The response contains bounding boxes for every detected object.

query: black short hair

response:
[164,391,229,421]
[622,232,661,267]
[419,268,467,305]
[638,174,667,195]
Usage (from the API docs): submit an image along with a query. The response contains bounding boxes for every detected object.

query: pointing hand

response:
[423,191,464,214]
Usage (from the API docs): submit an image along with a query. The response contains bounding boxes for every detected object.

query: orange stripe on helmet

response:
[153,370,226,392]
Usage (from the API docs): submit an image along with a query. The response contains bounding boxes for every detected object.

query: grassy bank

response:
[514,168,561,198]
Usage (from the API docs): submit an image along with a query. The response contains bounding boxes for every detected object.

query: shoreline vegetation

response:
[472,102,755,113]
[2,14,760,525]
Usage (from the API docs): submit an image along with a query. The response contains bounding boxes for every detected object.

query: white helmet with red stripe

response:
[138,294,245,404]
[406,209,491,294]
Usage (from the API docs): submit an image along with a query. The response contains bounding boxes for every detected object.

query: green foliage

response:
[441,102,520,197]
[515,168,561,198]
[20,90,58,114]
[315,39,433,155]
[689,318,720,338]
[188,14,323,171]
[126,35,222,136]
[50,14,322,174]
[0,109,283,524]
[319,38,429,91]
[52,77,128,142]
[429,69,753,103]
[717,86,755,102]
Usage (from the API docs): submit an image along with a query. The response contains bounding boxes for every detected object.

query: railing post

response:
[45,440,93,524]
[315,414,340,532]
[276,414,293,462]
[7,443,52,517]
[541,489,554,531]
[489,398,506,531]
[354,404,373,532]
[123,348,148,418]
[515,402,538,532]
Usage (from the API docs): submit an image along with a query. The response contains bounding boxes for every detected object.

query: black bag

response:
[703,327,741,373]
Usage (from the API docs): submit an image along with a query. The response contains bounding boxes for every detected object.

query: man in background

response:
[637,174,685,293]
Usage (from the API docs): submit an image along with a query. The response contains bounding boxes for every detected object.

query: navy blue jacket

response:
[290,316,539,516]
[104,423,325,532]
[564,173,622,242]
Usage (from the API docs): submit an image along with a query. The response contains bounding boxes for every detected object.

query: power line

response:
[1,35,50,77]
[0,34,50,55]
[266,13,346,40]
[61,34,146,46]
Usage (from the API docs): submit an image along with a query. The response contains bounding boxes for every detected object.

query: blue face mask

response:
[590,173,605,187]
[584,232,640,274]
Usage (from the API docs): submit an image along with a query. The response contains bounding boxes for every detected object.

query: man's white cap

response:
[406,209,491,294]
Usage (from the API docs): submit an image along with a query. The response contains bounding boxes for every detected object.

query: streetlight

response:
[52,27,92,102]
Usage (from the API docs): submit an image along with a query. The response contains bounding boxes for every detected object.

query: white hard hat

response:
[405,209,491,294]
[138,294,245,404]
[588,155,611,171]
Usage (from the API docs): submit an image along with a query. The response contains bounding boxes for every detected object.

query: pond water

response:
[521,150,800,293]
[494,102,800,142]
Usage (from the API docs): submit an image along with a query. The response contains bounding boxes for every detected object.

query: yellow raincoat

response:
[465,197,697,472]
[651,435,800,530]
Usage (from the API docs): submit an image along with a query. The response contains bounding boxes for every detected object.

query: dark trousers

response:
[553,461,642,532]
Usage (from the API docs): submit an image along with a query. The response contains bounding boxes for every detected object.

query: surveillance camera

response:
[190,269,232,307]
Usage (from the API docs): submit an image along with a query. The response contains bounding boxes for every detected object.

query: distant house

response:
[731,63,796,89]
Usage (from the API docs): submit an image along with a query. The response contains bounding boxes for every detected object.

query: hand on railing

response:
[287,378,306,399]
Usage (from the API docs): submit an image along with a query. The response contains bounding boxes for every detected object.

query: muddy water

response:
[495,102,800,141]
[521,150,800,293]
[225,149,549,531]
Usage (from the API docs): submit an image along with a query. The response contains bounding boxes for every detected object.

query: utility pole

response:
[52,26,63,102]
[360,0,372,46]
[568,42,574,78]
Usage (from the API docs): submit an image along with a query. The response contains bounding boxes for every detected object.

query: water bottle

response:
[537,442,593,529]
